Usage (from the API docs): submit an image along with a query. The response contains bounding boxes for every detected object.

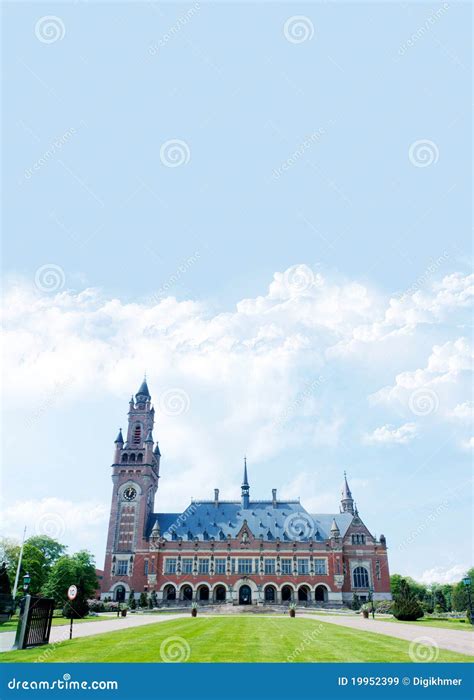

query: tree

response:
[351,593,360,610]
[392,579,424,621]
[26,536,66,568]
[42,551,98,609]
[433,588,447,613]
[128,589,137,610]
[139,592,148,608]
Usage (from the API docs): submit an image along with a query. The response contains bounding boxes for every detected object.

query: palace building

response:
[102,380,392,606]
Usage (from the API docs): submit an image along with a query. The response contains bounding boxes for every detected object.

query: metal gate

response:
[13,595,55,650]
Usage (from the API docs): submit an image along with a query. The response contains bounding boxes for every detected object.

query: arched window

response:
[129,454,136,463]
[137,453,143,463]
[353,566,370,588]
[133,425,141,445]
[121,454,128,463]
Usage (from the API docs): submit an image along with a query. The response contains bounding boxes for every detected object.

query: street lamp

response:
[369,586,375,619]
[22,572,31,595]
[462,577,473,625]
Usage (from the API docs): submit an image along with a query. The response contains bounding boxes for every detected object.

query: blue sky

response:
[2,1,472,585]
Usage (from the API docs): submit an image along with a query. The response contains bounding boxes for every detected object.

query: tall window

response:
[297,559,309,575]
[144,560,149,575]
[133,425,141,445]
[264,559,276,574]
[352,534,366,545]
[353,566,370,588]
[117,560,128,576]
[281,558,292,575]
[314,559,327,575]
[198,559,209,574]
[182,558,193,574]
[376,560,381,580]
[238,559,252,574]
[215,558,226,574]
[165,558,177,574]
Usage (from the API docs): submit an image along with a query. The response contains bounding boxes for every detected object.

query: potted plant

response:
[191,603,198,617]
[289,603,296,618]
[121,605,128,617]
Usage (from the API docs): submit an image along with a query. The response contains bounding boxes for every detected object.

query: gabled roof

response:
[148,501,354,542]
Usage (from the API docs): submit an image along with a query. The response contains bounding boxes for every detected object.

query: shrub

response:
[63,596,89,619]
[393,580,424,621]
[351,594,360,611]
[87,599,105,613]
[374,600,393,614]
[139,592,148,608]
[104,601,119,612]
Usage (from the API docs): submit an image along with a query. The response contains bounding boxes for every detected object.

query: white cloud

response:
[418,564,469,585]
[0,498,108,557]
[461,437,474,451]
[364,422,418,445]
[449,401,473,422]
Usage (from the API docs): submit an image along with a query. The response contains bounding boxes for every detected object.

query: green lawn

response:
[0,617,471,663]
[0,616,116,634]
[382,617,472,632]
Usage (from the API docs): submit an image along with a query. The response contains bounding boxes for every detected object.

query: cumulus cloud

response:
[418,564,469,585]
[364,422,418,445]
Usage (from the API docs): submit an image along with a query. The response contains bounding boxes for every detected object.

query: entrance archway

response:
[180,585,193,602]
[239,584,252,605]
[197,585,210,602]
[114,586,126,603]
[281,585,293,602]
[214,585,226,603]
[264,585,276,603]
[298,585,310,602]
[315,585,328,602]
[163,584,176,601]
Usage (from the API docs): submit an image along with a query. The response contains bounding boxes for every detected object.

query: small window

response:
[264,559,276,574]
[117,560,128,576]
[144,560,149,575]
[129,454,136,463]
[121,454,128,463]
[376,560,381,580]
[137,453,143,463]
[133,425,141,445]
[198,559,209,574]
[238,559,252,574]
[297,559,309,575]
[165,559,177,574]
[182,558,193,574]
[281,558,292,575]
[215,558,226,574]
[314,559,327,575]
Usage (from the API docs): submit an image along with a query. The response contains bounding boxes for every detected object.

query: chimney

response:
[272,488,277,507]
[214,489,219,507]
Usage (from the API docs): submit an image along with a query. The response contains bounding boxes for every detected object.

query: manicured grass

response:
[0,616,116,634]
[0,617,471,663]
[382,617,472,632]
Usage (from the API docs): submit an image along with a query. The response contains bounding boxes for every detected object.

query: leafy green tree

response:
[128,589,137,610]
[351,593,360,610]
[139,592,148,608]
[42,551,98,608]
[26,536,66,568]
[433,588,447,612]
[392,579,424,621]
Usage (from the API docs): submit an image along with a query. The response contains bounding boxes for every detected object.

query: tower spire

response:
[341,471,354,515]
[241,457,250,509]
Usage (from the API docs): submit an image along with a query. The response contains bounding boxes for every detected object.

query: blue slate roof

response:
[149,501,354,542]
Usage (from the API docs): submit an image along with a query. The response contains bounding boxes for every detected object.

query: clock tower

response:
[102,378,161,600]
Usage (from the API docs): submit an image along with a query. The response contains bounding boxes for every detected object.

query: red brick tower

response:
[102,378,161,602]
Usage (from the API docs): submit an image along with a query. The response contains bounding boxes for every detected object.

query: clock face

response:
[123,486,137,502]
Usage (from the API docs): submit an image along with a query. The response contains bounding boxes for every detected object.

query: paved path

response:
[0,613,188,653]
[301,613,474,656]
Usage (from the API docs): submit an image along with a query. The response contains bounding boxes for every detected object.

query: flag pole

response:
[12,526,27,599]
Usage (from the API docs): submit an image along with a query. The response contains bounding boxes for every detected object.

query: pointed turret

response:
[330,518,340,538]
[113,428,124,463]
[241,457,250,509]
[145,428,154,443]
[114,429,124,444]
[136,376,151,402]
[340,471,354,515]
[153,443,161,457]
